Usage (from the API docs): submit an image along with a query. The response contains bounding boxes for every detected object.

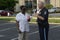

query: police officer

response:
[35,1,49,40]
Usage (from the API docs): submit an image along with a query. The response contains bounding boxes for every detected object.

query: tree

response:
[0,0,18,11]
[45,4,53,9]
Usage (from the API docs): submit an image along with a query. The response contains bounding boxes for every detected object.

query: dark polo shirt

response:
[37,7,49,27]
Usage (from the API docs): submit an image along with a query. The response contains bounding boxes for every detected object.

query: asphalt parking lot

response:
[0,21,60,40]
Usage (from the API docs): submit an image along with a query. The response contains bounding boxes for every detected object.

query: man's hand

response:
[16,21,22,33]
[34,13,44,20]
[33,13,38,17]
[27,16,30,22]
[35,13,38,17]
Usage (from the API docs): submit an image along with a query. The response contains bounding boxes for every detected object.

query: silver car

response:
[48,7,60,13]
[48,7,56,13]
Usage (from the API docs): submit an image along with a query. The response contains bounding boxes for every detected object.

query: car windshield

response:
[52,8,56,9]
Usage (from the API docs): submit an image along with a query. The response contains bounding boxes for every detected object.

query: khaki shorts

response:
[18,32,29,40]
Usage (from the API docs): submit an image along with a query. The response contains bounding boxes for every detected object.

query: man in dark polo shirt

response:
[35,1,49,40]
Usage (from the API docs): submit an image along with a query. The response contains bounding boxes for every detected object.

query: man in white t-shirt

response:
[16,6,31,40]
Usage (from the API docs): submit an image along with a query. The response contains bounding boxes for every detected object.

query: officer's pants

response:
[38,24,49,40]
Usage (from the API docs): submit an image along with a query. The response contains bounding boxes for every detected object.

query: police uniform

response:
[37,7,49,40]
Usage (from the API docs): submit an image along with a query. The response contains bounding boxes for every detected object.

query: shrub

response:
[45,4,53,9]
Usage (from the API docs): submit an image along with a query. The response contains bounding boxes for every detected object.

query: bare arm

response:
[37,16,44,20]
[16,20,22,33]
[34,13,44,20]
[16,20,19,30]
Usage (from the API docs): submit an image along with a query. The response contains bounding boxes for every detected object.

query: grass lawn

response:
[0,16,60,23]
[49,19,60,23]
[31,19,60,23]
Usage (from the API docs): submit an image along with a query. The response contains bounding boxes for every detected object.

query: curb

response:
[32,17,60,19]
[10,21,60,25]
[30,22,60,24]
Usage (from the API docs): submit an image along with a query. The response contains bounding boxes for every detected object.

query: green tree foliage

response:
[45,4,53,9]
[0,0,18,11]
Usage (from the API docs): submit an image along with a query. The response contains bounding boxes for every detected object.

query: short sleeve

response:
[42,9,49,20]
[16,14,20,21]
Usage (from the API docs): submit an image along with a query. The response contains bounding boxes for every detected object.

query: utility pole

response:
[37,0,39,10]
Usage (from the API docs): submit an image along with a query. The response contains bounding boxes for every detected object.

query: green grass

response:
[31,19,36,22]
[49,19,60,23]
[49,16,60,18]
[0,16,60,18]
[0,17,60,23]
[31,19,60,23]
[0,18,15,21]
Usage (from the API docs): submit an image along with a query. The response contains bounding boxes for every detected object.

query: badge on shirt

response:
[44,11,47,15]
[37,9,41,14]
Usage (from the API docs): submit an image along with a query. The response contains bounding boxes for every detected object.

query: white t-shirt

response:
[16,12,30,32]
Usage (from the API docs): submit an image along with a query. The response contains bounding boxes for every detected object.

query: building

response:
[15,0,36,12]
[50,0,60,7]
[15,0,25,12]
[38,0,60,7]
[15,0,60,12]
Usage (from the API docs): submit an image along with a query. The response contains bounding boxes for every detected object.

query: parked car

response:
[0,10,3,16]
[0,10,13,16]
[48,7,56,13]
[48,7,60,13]
[55,7,60,12]
[0,10,3,12]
